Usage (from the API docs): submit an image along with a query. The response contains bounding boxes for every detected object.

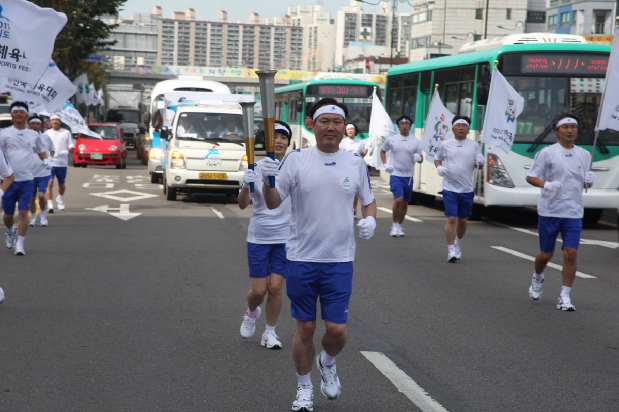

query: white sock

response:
[17,236,25,247]
[31,213,37,220]
[534,272,544,282]
[48,200,54,209]
[561,286,571,296]
[392,222,398,228]
[447,244,455,252]
[297,372,312,386]
[320,351,336,368]
[40,211,46,218]
[58,195,64,200]
[454,237,462,246]
[248,307,258,317]
[265,325,275,333]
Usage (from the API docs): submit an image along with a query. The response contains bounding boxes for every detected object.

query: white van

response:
[162,94,256,200]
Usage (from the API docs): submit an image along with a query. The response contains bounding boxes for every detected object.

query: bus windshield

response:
[175,113,244,143]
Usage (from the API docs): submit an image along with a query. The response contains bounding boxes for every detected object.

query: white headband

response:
[398,118,412,125]
[346,124,355,130]
[453,119,470,127]
[274,123,290,136]
[556,117,578,128]
[28,118,42,124]
[50,114,60,120]
[312,105,346,122]
[11,106,28,115]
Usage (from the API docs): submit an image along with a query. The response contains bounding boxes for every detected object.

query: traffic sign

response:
[86,54,101,62]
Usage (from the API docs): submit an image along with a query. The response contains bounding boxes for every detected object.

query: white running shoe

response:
[529,276,543,300]
[396,226,405,237]
[14,244,25,256]
[292,384,314,412]
[390,226,398,236]
[240,306,261,338]
[261,330,282,349]
[0,286,4,304]
[454,244,462,260]
[557,295,575,311]
[47,202,54,214]
[56,195,65,210]
[447,250,457,263]
[29,216,38,227]
[316,351,341,400]
[40,215,49,227]
[6,227,16,249]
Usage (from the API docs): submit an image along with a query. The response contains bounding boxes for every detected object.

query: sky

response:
[119,0,383,21]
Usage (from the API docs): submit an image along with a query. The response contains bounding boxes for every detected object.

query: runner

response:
[45,114,74,213]
[0,140,15,298]
[28,115,55,227]
[0,102,50,256]
[339,124,368,217]
[525,112,593,311]
[434,116,484,262]
[380,116,422,236]
[261,98,377,412]
[238,121,292,349]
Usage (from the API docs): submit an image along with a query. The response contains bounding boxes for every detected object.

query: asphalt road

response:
[1,153,618,411]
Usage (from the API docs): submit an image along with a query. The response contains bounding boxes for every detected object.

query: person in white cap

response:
[0,102,51,256]
[340,124,368,217]
[237,120,292,350]
[434,115,484,262]
[380,115,422,236]
[525,111,594,312]
[45,114,74,213]
[261,97,377,412]
[28,115,55,227]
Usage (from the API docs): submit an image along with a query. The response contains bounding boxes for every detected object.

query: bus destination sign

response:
[313,85,369,97]
[520,54,608,75]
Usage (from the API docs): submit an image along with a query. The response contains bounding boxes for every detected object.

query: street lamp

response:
[497,21,524,30]
[451,32,476,41]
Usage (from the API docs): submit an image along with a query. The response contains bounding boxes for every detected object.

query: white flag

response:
[97,88,105,107]
[84,82,95,106]
[0,0,67,85]
[73,73,89,104]
[46,101,101,139]
[482,68,524,154]
[368,88,395,169]
[421,90,454,162]
[0,61,76,113]
[596,27,619,132]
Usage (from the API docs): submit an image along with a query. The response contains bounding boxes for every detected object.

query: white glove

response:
[585,171,594,187]
[42,158,51,170]
[260,157,280,184]
[242,168,259,188]
[357,216,376,240]
[0,188,4,199]
[436,165,447,177]
[476,154,484,166]
[413,153,422,163]
[543,180,561,194]
[383,163,394,174]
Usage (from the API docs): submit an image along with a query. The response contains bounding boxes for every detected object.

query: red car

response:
[73,123,127,169]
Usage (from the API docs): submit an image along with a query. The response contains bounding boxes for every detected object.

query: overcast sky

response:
[119,0,383,21]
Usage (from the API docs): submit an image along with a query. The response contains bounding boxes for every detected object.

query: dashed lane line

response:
[492,246,596,279]
[377,206,423,222]
[210,207,224,219]
[361,351,450,412]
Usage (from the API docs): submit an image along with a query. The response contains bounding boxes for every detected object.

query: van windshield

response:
[175,113,244,143]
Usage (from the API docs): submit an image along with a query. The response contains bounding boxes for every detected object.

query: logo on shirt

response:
[324,162,336,166]
[576,165,583,172]
[565,154,573,157]
[341,176,352,190]
[407,145,413,150]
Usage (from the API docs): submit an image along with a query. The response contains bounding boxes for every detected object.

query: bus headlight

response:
[487,153,515,188]
[171,151,186,169]
[240,154,248,171]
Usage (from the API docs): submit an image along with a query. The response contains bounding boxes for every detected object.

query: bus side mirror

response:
[297,103,303,112]
[476,83,489,106]
[161,127,170,141]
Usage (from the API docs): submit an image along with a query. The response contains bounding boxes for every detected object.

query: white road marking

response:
[211,207,224,219]
[489,221,619,249]
[90,189,158,202]
[361,351,449,412]
[134,184,164,190]
[82,183,114,189]
[492,246,595,279]
[377,206,423,222]
[86,204,141,221]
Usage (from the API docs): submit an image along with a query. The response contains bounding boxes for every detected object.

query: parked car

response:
[73,123,127,169]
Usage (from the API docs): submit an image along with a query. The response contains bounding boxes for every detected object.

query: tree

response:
[29,0,125,83]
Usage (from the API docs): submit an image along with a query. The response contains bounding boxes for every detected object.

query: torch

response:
[256,69,278,188]
[240,101,256,193]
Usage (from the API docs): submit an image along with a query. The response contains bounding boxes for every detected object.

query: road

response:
[1,154,618,411]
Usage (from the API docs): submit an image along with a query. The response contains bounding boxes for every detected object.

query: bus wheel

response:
[582,208,603,225]
[469,203,486,221]
[409,192,422,205]
[420,194,436,207]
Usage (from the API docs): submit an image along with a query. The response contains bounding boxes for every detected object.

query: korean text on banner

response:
[49,101,101,139]
[482,68,524,154]
[368,88,395,170]
[0,0,67,85]
[421,90,454,162]
[596,27,619,132]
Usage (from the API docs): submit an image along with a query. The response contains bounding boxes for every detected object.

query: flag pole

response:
[474,60,498,198]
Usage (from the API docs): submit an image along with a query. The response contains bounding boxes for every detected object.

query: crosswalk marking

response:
[492,246,596,279]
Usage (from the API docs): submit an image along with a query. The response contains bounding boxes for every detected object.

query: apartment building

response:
[288,5,336,71]
[101,12,158,70]
[546,0,616,37]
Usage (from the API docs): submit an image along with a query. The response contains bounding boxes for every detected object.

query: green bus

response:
[274,78,381,150]
[386,34,617,223]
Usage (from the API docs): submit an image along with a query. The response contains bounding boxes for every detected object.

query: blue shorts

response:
[3,180,34,215]
[33,175,50,196]
[286,261,353,324]
[247,242,288,278]
[538,216,582,253]
[50,166,68,184]
[390,175,413,202]
[442,190,474,218]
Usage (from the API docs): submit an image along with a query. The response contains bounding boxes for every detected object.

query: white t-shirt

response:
[276,147,375,262]
[340,137,365,156]
[435,138,479,193]
[46,128,74,167]
[381,134,421,177]
[0,148,13,179]
[32,132,56,178]
[247,159,291,244]
[527,143,591,218]
[0,127,45,182]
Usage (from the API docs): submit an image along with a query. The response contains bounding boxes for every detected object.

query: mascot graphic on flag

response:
[433,113,450,141]
[505,99,517,123]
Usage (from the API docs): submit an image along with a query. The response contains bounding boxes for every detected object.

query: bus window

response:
[388,89,403,122]
[288,96,298,122]
[444,84,458,114]
[402,87,417,123]
[459,82,473,117]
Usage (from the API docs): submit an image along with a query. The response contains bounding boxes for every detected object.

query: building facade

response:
[288,5,336,72]
[546,0,616,37]
[101,12,158,70]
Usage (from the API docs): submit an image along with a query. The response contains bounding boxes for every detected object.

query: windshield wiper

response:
[204,136,243,146]
[527,121,609,154]
[527,123,554,152]
[580,120,609,155]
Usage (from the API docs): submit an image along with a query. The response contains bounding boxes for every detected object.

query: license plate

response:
[199,172,227,179]
[90,153,103,160]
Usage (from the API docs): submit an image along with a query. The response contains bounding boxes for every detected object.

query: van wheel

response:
[166,185,176,201]
[583,208,603,225]
[420,194,436,206]
[469,204,486,221]
[150,173,159,184]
